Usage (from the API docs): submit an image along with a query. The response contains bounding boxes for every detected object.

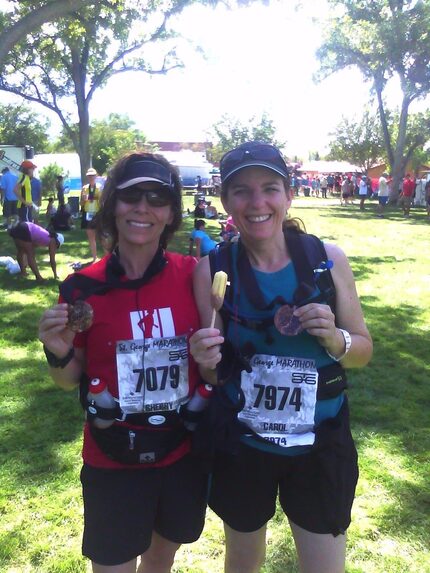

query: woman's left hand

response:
[293,303,338,348]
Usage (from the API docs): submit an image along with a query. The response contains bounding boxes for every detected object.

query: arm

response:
[13,179,23,202]
[189,256,224,385]
[80,189,87,208]
[293,242,373,368]
[194,237,202,260]
[38,303,85,390]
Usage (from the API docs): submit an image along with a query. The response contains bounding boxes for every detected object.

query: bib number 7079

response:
[133,365,180,392]
[253,384,302,412]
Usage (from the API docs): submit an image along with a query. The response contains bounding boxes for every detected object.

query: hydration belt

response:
[79,374,188,465]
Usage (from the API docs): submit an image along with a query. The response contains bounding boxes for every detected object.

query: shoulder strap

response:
[60,250,167,304]
[285,228,336,311]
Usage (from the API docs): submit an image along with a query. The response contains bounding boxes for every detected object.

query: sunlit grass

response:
[1,195,429,572]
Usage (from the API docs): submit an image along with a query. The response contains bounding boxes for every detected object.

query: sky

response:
[1,0,429,159]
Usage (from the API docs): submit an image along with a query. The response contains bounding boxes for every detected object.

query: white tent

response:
[297,160,361,174]
[33,152,81,178]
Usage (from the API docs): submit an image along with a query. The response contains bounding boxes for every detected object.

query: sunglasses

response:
[116,186,173,207]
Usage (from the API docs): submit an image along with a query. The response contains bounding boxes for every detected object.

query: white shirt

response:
[378,176,389,197]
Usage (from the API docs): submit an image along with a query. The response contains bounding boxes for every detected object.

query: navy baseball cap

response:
[117,158,174,190]
[220,141,289,185]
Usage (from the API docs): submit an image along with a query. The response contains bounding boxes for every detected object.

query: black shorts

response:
[3,200,17,218]
[8,222,31,242]
[208,398,358,537]
[81,454,208,566]
[81,213,97,229]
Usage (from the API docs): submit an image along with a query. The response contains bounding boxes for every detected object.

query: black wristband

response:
[43,345,75,368]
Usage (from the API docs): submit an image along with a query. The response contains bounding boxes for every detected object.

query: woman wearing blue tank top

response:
[190,141,373,573]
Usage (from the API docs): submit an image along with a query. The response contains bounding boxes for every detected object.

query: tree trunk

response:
[388,96,411,203]
[78,109,91,184]
[375,81,394,167]
[70,46,91,184]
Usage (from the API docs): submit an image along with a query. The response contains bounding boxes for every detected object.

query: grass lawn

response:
[0,194,429,572]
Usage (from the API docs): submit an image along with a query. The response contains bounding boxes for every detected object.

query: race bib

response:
[85,212,95,221]
[116,335,189,414]
[238,354,318,447]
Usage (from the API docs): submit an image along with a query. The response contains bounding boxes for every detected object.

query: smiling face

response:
[114,182,174,251]
[222,166,292,245]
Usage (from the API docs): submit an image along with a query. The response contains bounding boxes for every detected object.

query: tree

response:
[0,103,50,152]
[208,112,286,163]
[0,0,204,182]
[89,113,147,175]
[316,0,430,200]
[0,1,93,69]
[50,113,148,174]
[326,109,385,171]
[40,162,65,198]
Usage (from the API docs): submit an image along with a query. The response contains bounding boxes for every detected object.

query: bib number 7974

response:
[253,384,302,412]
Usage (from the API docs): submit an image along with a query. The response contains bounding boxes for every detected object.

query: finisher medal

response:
[67,300,94,332]
[274,304,303,336]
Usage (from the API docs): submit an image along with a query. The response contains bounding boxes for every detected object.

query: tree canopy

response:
[316,0,430,197]
[0,102,50,152]
[0,0,219,180]
[208,112,286,163]
[326,109,385,171]
[0,0,92,68]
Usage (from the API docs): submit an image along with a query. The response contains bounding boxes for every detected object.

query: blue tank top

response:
[224,243,344,456]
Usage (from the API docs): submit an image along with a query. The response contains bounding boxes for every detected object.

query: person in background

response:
[14,160,36,222]
[340,176,351,206]
[31,174,42,224]
[205,200,218,220]
[189,218,217,259]
[38,151,208,573]
[400,173,416,218]
[222,214,239,242]
[327,174,335,195]
[425,178,430,218]
[1,167,19,228]
[56,175,66,205]
[194,198,206,218]
[8,221,64,281]
[80,167,102,261]
[377,172,390,218]
[320,175,328,199]
[50,200,74,231]
[358,175,368,210]
[311,175,320,197]
[190,140,372,573]
[46,197,57,217]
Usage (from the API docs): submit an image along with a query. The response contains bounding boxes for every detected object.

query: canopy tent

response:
[296,160,361,174]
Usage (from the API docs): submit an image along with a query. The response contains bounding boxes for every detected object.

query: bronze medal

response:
[67,300,94,332]
[274,304,303,336]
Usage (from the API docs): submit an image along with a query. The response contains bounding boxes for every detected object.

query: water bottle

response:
[184,384,213,431]
[87,378,117,429]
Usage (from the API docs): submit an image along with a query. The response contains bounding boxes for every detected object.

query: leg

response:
[289,520,346,573]
[16,240,43,280]
[92,559,137,573]
[86,228,98,261]
[138,531,180,573]
[224,523,267,573]
[15,243,28,276]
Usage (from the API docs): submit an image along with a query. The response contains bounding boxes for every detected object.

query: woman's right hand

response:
[190,327,224,371]
[38,303,75,358]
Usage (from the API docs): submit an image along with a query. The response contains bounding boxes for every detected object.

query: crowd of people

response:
[0,144,428,572]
